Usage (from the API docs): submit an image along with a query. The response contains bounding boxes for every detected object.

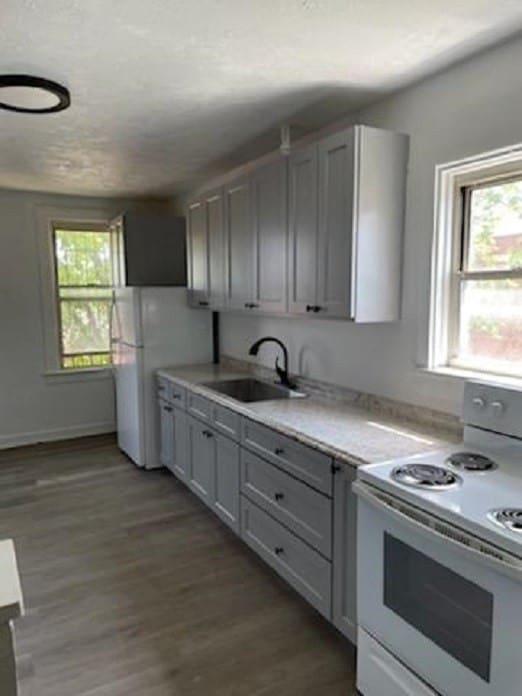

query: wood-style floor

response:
[0,436,356,696]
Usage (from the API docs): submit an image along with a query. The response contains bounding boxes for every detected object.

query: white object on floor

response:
[0,539,24,696]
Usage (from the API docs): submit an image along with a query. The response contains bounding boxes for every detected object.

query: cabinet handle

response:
[198,300,209,306]
[274,547,284,556]
[163,406,173,413]
[274,447,285,456]
[274,492,284,502]
[244,302,252,309]
[250,303,259,309]
[331,463,341,474]
[306,305,322,313]
[202,429,213,438]
[158,385,165,391]
[172,394,181,400]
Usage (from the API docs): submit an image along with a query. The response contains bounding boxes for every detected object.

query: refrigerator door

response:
[114,287,143,347]
[140,287,208,348]
[114,341,145,466]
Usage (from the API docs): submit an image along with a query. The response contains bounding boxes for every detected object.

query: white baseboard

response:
[0,421,116,450]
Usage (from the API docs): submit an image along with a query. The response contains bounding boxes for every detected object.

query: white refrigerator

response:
[111,287,212,469]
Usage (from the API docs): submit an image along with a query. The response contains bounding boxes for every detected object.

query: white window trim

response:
[428,143,522,383]
[35,205,114,378]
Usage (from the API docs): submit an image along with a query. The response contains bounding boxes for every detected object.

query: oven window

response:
[384,533,493,682]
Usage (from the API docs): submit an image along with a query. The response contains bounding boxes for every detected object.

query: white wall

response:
[0,189,167,448]
[220,36,522,415]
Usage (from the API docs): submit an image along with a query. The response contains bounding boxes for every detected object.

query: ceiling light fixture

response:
[0,75,70,114]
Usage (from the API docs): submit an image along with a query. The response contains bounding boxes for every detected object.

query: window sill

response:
[44,367,113,384]
[419,365,522,389]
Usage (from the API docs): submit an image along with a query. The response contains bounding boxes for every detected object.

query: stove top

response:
[358,380,522,557]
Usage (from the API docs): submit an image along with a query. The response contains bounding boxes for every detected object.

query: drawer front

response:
[241,419,333,495]
[241,450,332,557]
[170,383,187,410]
[187,391,212,421]
[157,376,170,400]
[211,403,240,441]
[240,497,331,619]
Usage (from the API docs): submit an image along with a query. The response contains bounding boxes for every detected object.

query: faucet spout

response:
[248,337,296,389]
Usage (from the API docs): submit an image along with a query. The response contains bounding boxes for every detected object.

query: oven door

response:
[354,480,522,696]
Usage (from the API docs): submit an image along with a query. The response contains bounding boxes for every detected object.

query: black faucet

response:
[248,337,296,390]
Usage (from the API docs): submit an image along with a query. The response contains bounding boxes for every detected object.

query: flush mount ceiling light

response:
[0,75,70,114]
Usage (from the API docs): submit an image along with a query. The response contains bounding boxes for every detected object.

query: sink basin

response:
[202,378,307,403]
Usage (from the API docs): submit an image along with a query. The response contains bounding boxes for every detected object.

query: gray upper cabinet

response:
[288,144,319,314]
[224,175,252,310]
[317,129,355,318]
[186,199,209,307]
[186,124,408,322]
[187,189,225,309]
[289,125,408,321]
[250,159,288,314]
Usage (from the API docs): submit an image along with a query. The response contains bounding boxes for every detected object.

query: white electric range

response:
[354,380,522,696]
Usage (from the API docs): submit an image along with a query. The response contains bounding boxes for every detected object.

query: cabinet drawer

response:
[169,383,187,409]
[241,450,332,558]
[241,498,331,618]
[157,376,170,400]
[241,419,332,495]
[211,403,240,441]
[187,391,212,421]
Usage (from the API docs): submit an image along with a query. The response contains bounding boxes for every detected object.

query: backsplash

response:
[221,355,462,439]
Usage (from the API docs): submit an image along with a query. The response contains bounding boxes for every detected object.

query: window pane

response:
[59,287,112,300]
[457,278,522,373]
[54,229,112,286]
[60,299,111,355]
[468,181,522,271]
[62,354,111,369]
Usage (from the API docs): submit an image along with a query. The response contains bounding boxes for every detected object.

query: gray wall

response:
[0,189,168,448]
[220,35,522,415]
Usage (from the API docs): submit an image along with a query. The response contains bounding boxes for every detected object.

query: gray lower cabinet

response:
[332,463,358,643]
[172,409,189,482]
[241,497,331,619]
[213,433,240,532]
[186,414,240,533]
[241,449,332,558]
[158,399,174,472]
[187,415,215,505]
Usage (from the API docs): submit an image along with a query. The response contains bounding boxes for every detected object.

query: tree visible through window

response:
[454,178,522,375]
[53,227,113,369]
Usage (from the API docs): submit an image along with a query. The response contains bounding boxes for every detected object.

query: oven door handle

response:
[353,479,522,582]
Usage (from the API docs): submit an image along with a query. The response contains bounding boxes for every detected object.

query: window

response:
[431,147,522,380]
[52,225,113,370]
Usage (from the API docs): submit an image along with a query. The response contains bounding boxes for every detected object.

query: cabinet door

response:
[186,199,209,307]
[206,188,226,308]
[172,409,188,482]
[224,175,253,310]
[288,144,319,315]
[332,463,357,643]
[213,433,240,533]
[159,400,174,472]
[317,129,355,318]
[251,159,288,313]
[186,415,214,505]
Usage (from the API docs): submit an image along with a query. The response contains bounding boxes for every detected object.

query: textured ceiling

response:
[2,0,522,198]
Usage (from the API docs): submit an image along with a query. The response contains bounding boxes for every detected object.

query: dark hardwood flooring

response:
[0,436,356,695]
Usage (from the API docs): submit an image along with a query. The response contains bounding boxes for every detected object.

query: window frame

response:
[52,223,114,371]
[36,205,115,378]
[429,145,522,381]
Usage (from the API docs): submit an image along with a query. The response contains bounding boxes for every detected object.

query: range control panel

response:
[463,381,522,439]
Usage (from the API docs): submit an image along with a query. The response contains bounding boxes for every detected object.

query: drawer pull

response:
[274,492,285,502]
[274,547,284,555]
[274,447,285,456]
[158,385,165,391]
[202,429,214,438]
[172,393,181,400]
[163,405,173,413]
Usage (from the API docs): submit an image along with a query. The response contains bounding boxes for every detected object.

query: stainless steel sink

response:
[201,378,307,403]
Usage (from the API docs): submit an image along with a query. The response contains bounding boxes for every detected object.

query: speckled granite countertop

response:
[157,364,460,468]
